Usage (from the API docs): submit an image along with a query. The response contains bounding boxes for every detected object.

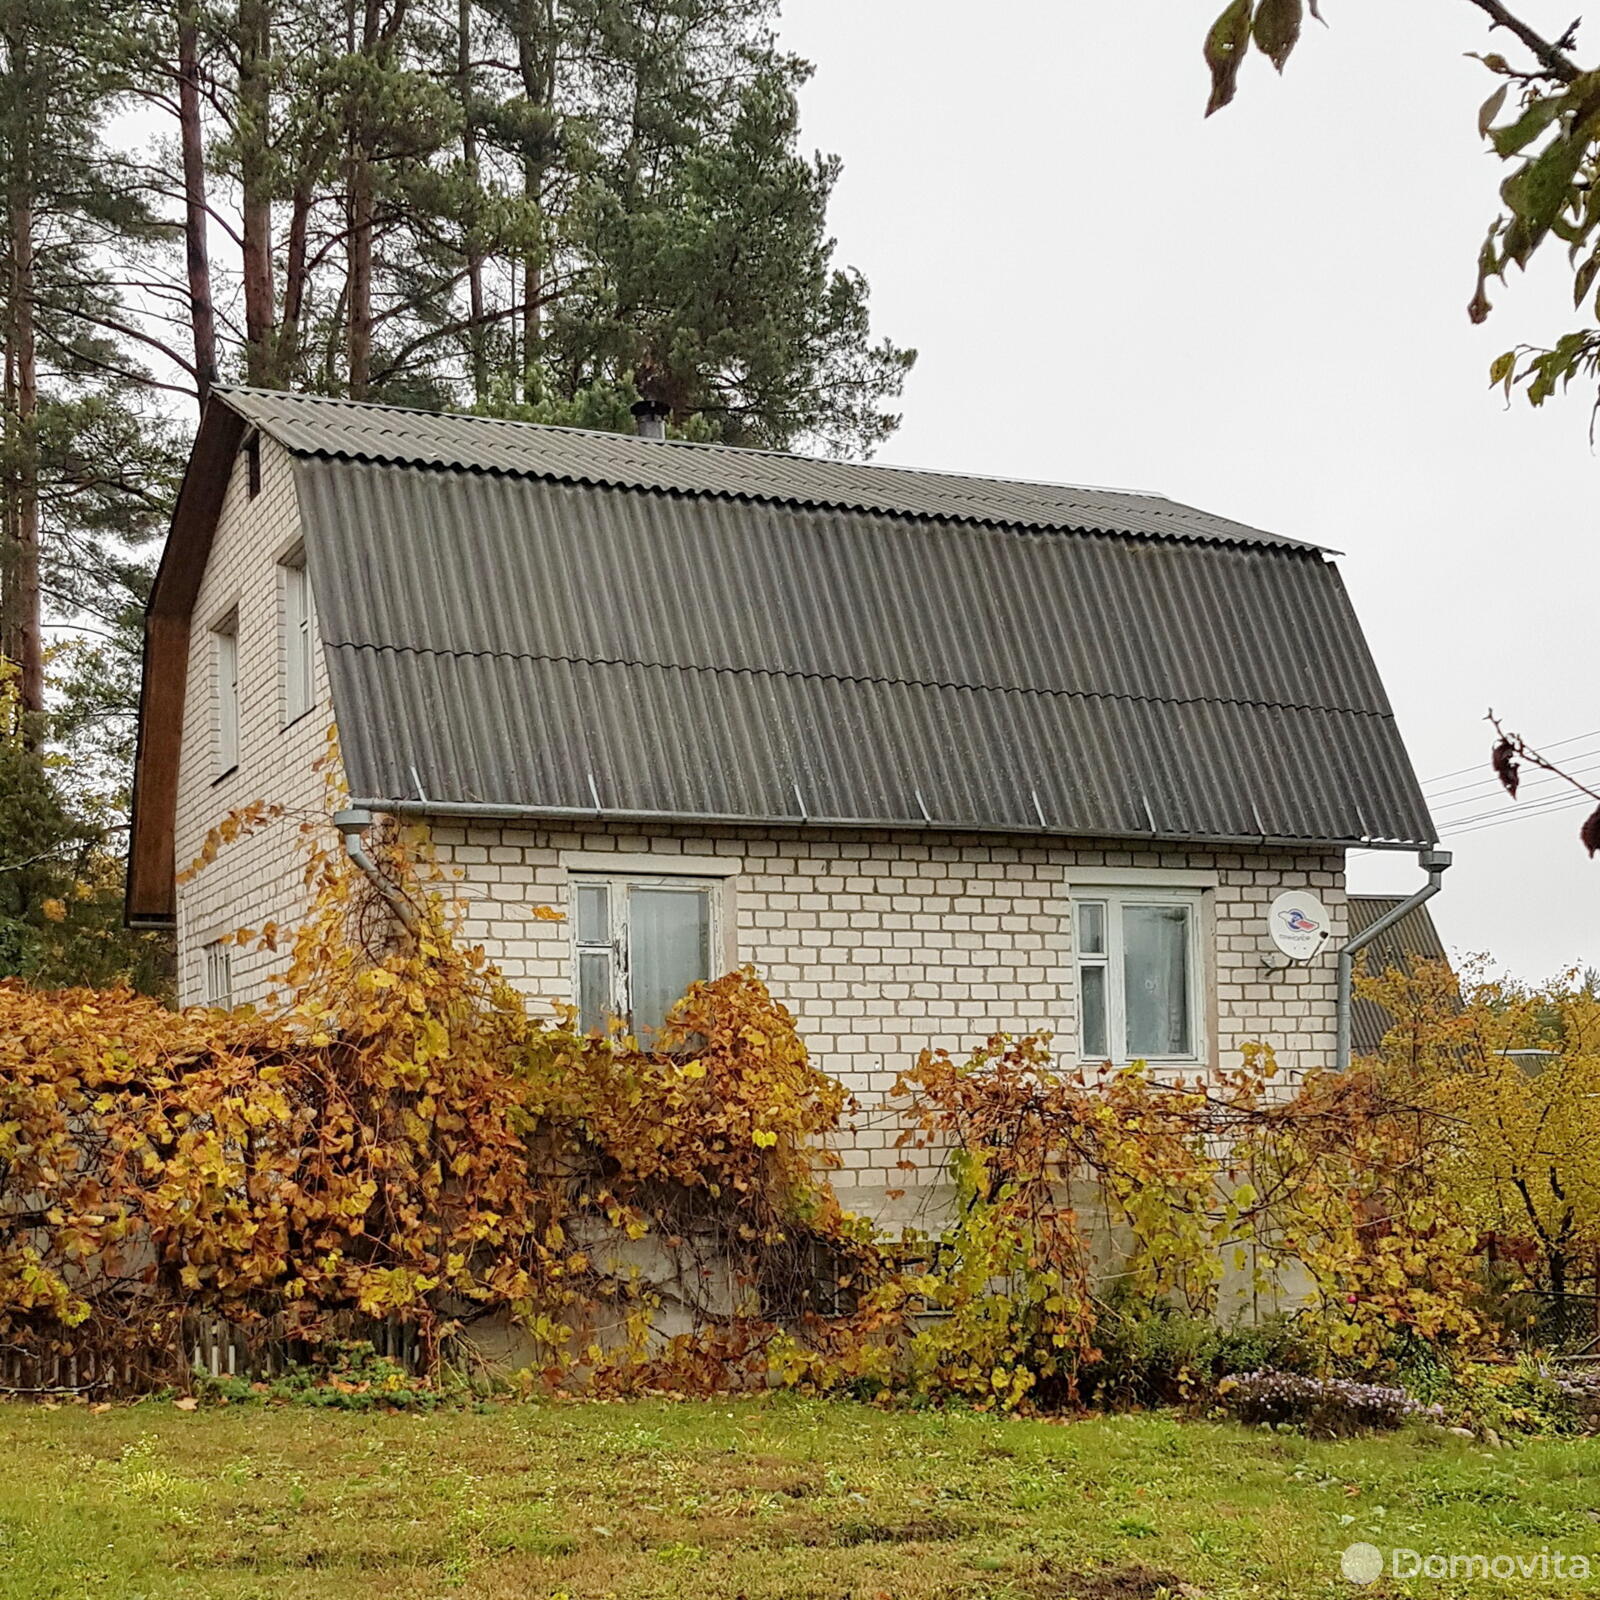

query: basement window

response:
[211,609,240,777]
[203,940,234,1009]
[280,549,314,723]
[571,875,717,1039]
[1073,889,1203,1064]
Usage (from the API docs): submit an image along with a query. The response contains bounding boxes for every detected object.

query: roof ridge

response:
[325,637,1398,724]
[217,385,1316,549]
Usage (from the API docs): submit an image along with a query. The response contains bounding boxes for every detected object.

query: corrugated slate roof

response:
[250,391,1436,849]
[1347,896,1453,1056]
[220,386,1325,553]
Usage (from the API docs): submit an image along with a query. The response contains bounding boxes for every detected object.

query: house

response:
[1346,894,1452,1058]
[127,388,1437,1213]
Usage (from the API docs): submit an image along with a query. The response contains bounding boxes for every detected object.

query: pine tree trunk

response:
[346,156,373,397]
[3,25,43,737]
[279,182,314,379]
[237,0,275,385]
[11,200,39,729]
[515,0,551,404]
[458,0,487,404]
[177,2,218,406]
[344,0,391,399]
[520,166,539,402]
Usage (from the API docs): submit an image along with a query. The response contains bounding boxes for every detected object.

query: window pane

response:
[1079,964,1108,1060]
[628,886,710,1038]
[1123,904,1192,1057]
[285,562,313,718]
[578,949,611,1032]
[205,943,233,1008]
[1075,900,1106,955]
[575,883,609,945]
[215,624,239,772]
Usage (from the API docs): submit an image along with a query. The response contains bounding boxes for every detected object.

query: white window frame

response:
[1071,886,1206,1067]
[570,872,722,1038]
[280,550,315,725]
[203,939,234,1008]
[211,609,240,777]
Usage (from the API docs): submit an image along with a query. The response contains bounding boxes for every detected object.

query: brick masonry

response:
[422,821,1346,1208]
[174,436,333,1008]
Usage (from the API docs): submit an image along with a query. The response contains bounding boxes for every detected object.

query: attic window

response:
[211,609,240,777]
[280,549,314,724]
[244,433,261,498]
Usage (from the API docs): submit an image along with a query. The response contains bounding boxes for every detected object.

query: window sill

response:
[1077,1056,1210,1072]
[211,764,239,788]
[281,704,317,734]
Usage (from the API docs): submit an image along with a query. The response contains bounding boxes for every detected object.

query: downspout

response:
[1335,846,1452,1071]
[334,807,419,932]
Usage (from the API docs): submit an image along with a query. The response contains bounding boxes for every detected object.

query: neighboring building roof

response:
[126,389,1437,924]
[1347,894,1453,1058]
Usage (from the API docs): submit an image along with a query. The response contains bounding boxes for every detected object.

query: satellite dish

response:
[1268,890,1331,962]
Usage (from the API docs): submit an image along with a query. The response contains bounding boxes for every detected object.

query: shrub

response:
[1443,1355,1582,1437]
[1084,1299,1225,1408]
[0,812,884,1393]
[0,799,1541,1410]
[1083,1297,1315,1409]
[1217,1369,1428,1437]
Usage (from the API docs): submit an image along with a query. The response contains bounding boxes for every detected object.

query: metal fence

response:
[1535,1293,1600,1361]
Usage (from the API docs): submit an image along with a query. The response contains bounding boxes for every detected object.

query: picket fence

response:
[0,1315,426,1397]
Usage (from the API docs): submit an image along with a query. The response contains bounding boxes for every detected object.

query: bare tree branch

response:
[1464,0,1581,82]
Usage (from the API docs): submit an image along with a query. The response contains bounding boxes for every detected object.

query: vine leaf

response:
[1205,0,1256,115]
[1479,83,1509,139]
[1492,738,1521,799]
[1582,805,1600,857]
[1253,0,1303,73]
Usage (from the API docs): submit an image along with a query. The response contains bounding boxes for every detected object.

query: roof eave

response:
[351,794,1432,855]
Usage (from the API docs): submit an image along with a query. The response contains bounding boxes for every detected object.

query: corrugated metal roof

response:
[283,435,1436,849]
[1347,895,1453,1056]
[219,386,1325,553]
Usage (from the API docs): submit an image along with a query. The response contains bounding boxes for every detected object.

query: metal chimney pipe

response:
[631,398,669,440]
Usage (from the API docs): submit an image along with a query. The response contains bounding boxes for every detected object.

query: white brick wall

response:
[424,820,1346,1201]
[173,437,335,1007]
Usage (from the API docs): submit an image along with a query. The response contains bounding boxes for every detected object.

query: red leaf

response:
[1492,738,1521,799]
[1581,805,1600,858]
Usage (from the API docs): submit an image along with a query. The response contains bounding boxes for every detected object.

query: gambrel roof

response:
[127,388,1435,924]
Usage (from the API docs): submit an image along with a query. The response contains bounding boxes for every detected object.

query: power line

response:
[1425,747,1600,806]
[1430,758,1600,817]
[1415,727,1600,791]
[1440,786,1595,833]
[1441,793,1596,840]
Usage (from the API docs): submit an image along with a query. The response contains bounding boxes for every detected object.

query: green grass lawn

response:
[1,1397,1597,1599]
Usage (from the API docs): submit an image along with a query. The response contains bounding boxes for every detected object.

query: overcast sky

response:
[777,0,1598,982]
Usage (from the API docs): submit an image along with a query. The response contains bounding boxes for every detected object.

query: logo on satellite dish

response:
[1268,890,1330,962]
